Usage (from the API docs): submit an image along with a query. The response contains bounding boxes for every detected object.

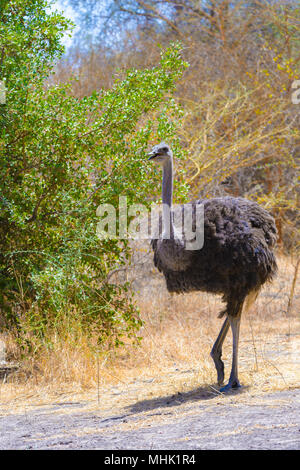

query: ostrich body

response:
[148,143,277,392]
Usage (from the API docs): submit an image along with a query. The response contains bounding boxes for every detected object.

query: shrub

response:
[0,1,187,351]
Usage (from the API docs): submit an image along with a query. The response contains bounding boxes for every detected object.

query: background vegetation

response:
[56,0,300,248]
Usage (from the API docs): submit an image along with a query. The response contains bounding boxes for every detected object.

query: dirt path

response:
[1,388,299,450]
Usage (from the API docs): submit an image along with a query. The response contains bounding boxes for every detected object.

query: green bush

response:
[0,0,188,351]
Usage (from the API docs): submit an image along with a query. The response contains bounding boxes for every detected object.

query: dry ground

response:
[0,255,299,449]
[0,388,299,449]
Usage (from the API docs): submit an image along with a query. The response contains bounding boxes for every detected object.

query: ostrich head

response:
[148,142,172,165]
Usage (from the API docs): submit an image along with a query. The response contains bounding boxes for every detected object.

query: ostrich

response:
[148,143,277,392]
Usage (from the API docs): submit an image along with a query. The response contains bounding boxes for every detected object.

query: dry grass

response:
[0,255,299,412]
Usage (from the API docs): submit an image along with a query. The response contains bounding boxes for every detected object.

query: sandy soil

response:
[1,387,299,450]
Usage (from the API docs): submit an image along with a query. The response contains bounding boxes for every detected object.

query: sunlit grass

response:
[0,255,299,413]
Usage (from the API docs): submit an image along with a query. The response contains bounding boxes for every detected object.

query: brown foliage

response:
[52,1,299,250]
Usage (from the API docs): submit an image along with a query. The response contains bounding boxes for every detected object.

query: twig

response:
[248,316,259,372]
[286,257,299,336]
[97,355,100,405]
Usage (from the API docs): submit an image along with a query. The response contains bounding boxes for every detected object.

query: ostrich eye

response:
[162,147,169,152]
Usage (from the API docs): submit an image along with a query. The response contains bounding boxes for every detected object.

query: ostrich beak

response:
[148,152,157,160]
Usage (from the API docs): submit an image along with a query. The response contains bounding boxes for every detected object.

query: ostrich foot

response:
[220,378,241,393]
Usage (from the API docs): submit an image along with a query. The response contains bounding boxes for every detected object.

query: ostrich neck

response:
[162,158,174,238]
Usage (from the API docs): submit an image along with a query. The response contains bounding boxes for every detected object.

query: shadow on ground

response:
[126,383,248,414]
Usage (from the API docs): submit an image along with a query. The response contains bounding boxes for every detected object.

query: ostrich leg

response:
[210,317,230,386]
[220,304,243,392]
